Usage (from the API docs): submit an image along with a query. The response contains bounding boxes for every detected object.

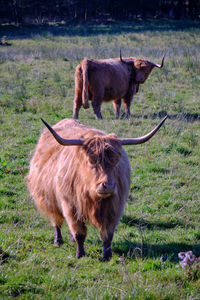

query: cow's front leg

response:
[61,201,87,258]
[123,97,132,119]
[92,101,103,119]
[123,85,138,118]
[70,220,87,258]
[112,99,122,119]
[100,231,114,262]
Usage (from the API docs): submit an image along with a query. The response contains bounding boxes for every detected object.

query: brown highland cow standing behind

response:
[27,116,167,261]
[73,52,165,119]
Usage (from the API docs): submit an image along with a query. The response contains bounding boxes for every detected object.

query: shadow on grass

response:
[121,215,187,230]
[0,41,12,46]
[112,240,200,262]
[0,247,10,264]
[131,110,200,122]
[117,215,199,262]
[0,20,200,40]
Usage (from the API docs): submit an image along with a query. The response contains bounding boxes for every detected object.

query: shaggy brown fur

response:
[27,119,131,261]
[73,56,161,119]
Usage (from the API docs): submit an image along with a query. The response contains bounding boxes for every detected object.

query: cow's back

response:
[84,58,132,100]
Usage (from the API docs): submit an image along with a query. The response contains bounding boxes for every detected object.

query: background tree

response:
[0,0,199,24]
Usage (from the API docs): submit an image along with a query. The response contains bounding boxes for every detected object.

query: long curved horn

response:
[120,49,133,64]
[151,55,165,68]
[119,116,168,145]
[41,118,84,146]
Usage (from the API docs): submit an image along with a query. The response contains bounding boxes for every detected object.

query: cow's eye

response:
[89,157,96,168]
[104,150,120,167]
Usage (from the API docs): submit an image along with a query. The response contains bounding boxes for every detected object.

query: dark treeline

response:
[0,0,200,24]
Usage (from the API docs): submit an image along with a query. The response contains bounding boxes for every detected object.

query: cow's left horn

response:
[41,119,84,146]
[151,55,165,68]
[119,116,168,145]
[120,49,133,64]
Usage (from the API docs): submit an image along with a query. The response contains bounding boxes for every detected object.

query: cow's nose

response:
[102,182,115,193]
[96,182,116,197]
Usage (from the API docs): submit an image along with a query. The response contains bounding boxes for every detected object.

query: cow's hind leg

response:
[112,99,121,119]
[54,226,63,246]
[49,215,64,246]
[45,211,64,246]
[73,96,82,119]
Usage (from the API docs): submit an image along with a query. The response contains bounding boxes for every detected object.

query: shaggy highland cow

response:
[73,52,165,119]
[27,116,167,261]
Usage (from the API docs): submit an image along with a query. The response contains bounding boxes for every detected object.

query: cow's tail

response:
[82,59,89,109]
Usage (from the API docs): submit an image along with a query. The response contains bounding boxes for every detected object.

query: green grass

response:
[0,20,200,299]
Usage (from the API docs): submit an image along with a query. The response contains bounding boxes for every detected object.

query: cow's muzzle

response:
[96,182,116,198]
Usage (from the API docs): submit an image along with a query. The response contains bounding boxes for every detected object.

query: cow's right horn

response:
[119,116,168,145]
[41,119,84,146]
[151,55,165,68]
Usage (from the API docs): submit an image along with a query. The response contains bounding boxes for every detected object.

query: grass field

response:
[0,20,200,299]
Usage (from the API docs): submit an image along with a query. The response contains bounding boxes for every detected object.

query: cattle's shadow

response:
[112,240,200,263]
[112,215,200,262]
[121,215,185,230]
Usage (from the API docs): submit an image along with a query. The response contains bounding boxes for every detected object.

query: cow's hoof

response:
[83,104,89,109]
[70,235,76,243]
[76,250,86,258]
[120,113,130,120]
[103,248,112,262]
[54,239,63,246]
